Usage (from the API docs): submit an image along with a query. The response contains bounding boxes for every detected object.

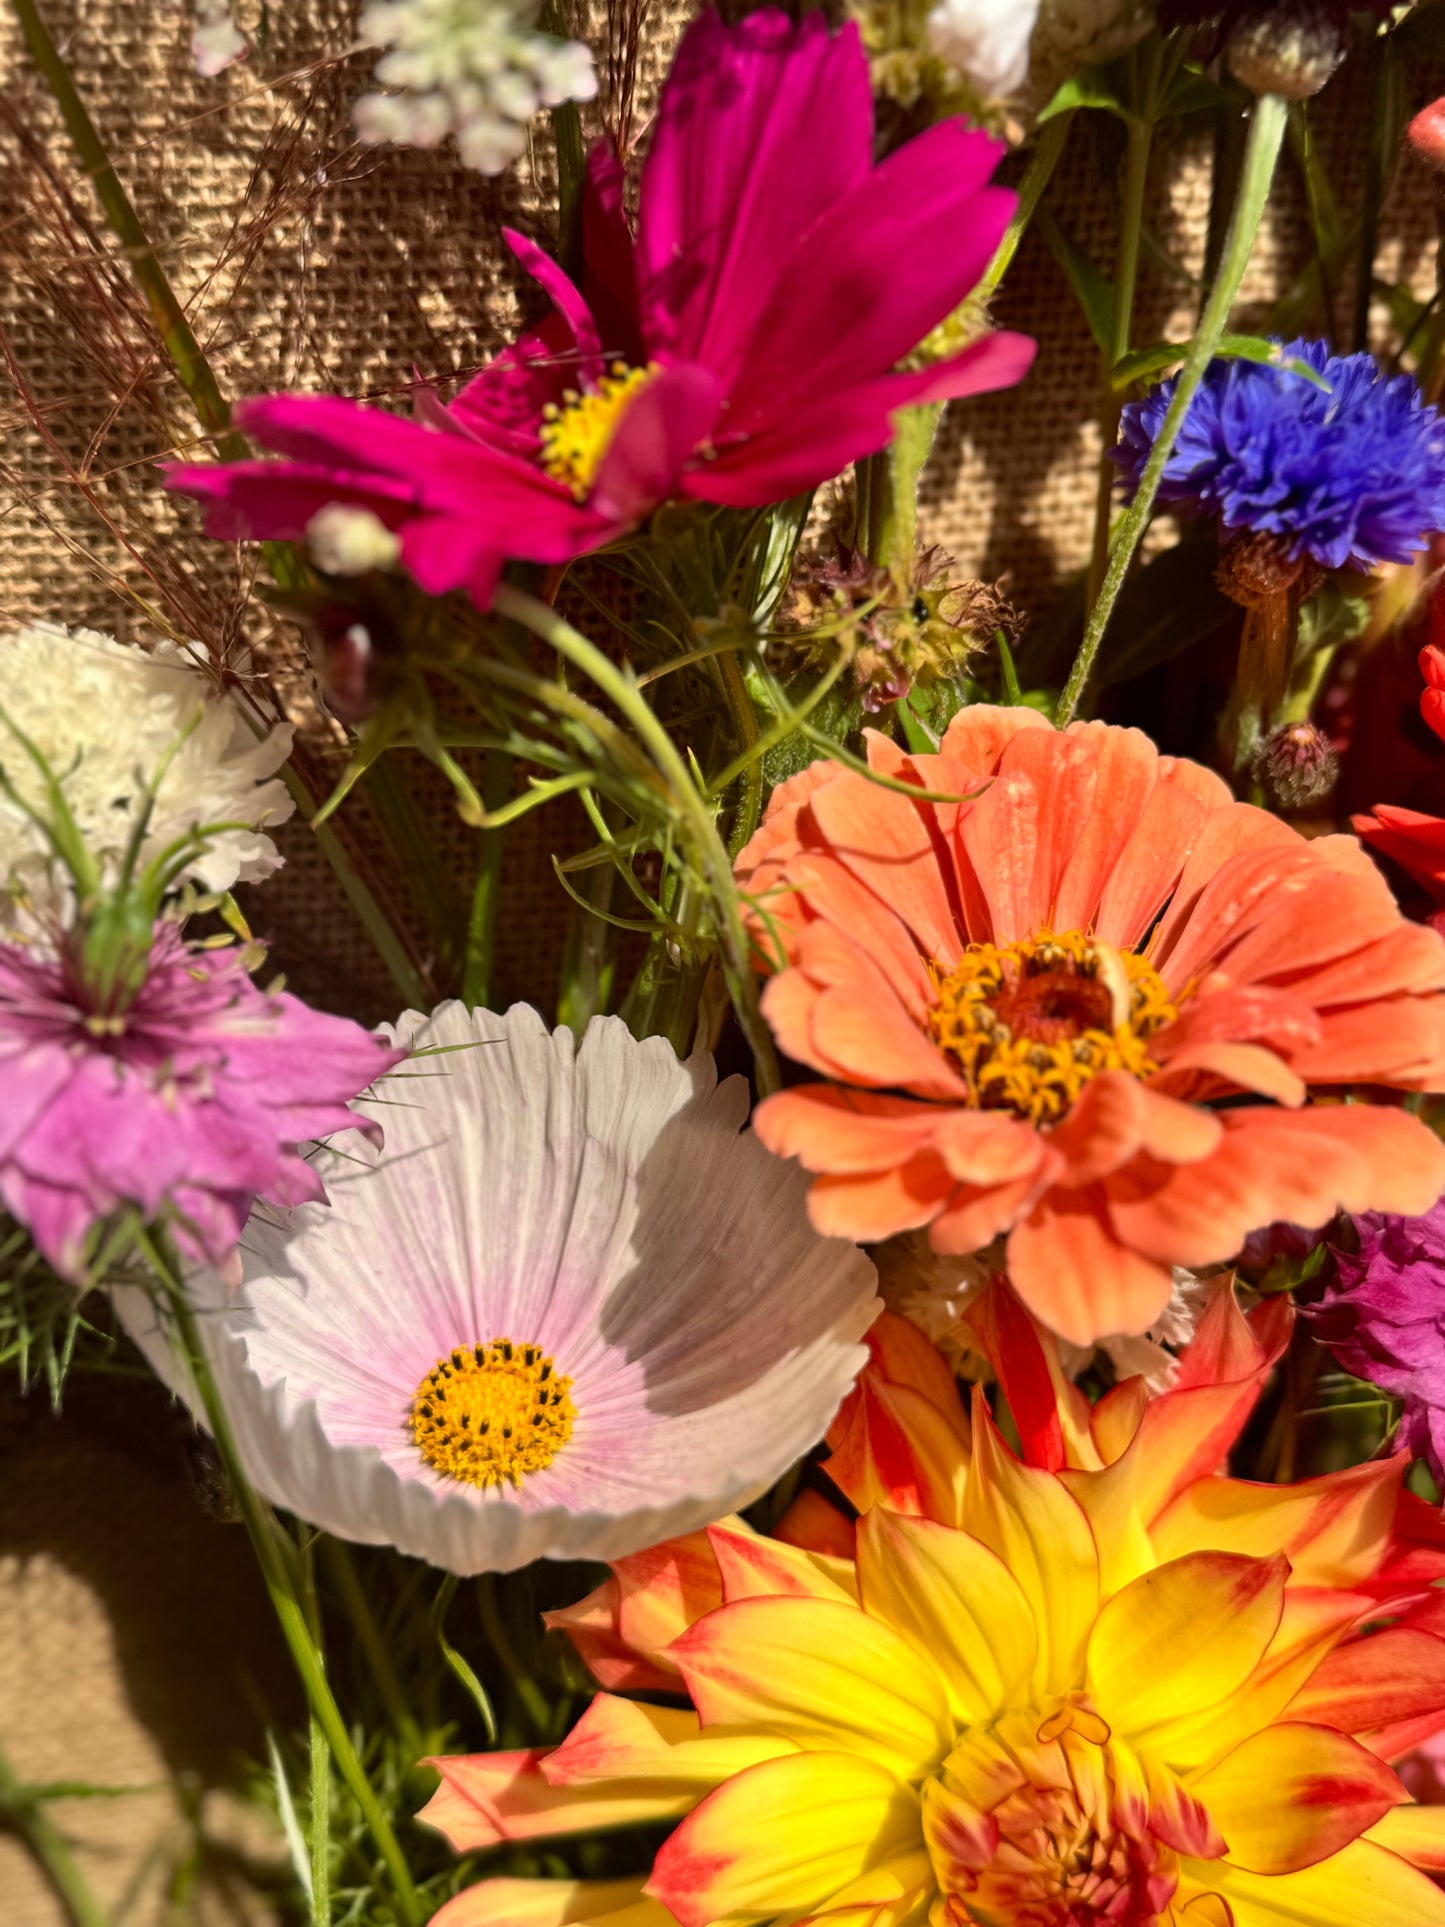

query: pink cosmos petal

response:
[447,318,576,456]
[116,1004,880,1574]
[502,227,604,382]
[688,336,1036,507]
[590,363,724,525]
[635,9,872,385]
[718,128,1014,430]
[581,144,644,364]
[168,459,420,544]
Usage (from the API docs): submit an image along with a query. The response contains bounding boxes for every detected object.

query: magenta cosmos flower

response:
[167,9,1035,608]
[0,927,401,1283]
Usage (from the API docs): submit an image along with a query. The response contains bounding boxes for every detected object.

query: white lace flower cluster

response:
[353,0,599,175]
[191,0,248,77]
[0,624,293,922]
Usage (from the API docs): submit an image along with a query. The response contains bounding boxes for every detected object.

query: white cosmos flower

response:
[119,1003,879,1574]
[0,624,292,919]
[925,0,1042,98]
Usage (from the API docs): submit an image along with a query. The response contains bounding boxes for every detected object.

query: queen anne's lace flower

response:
[191,0,248,76]
[353,0,598,175]
[118,1003,880,1573]
[0,624,293,919]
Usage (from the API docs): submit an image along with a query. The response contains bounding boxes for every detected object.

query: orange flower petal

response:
[954,768,1043,942]
[1007,1185,1176,1345]
[808,771,962,963]
[418,1748,684,1847]
[427,1876,656,1927]
[706,1519,857,1605]
[1289,999,1445,1087]
[808,1156,957,1241]
[1287,1629,1445,1737]
[1150,803,1300,978]
[1048,1073,1222,1186]
[1095,775,1216,949]
[1203,1837,1445,1927]
[1192,1723,1403,1875]
[938,702,1053,772]
[1006,719,1162,935]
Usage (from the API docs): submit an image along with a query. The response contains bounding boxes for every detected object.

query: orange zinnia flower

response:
[735,706,1445,1343]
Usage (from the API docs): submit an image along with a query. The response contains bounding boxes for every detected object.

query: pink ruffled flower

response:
[0,928,402,1283]
[168,9,1035,609]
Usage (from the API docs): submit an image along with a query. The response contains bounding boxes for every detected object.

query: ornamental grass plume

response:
[734,705,1445,1347]
[169,8,1035,610]
[118,1003,879,1572]
[0,925,399,1284]
[422,1286,1445,1927]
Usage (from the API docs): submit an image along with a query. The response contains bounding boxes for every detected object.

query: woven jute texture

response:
[1,3,1444,1919]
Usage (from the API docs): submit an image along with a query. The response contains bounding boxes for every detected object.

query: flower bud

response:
[1225,2,1347,100]
[1409,97,1445,173]
[1251,719,1339,809]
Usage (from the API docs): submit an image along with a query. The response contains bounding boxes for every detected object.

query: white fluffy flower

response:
[0,623,293,917]
[925,0,1042,98]
[354,0,599,175]
[191,0,248,77]
[119,1004,879,1575]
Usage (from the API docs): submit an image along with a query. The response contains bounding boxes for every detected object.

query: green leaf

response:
[1038,64,1129,122]
[1161,65,1234,118]
[1110,332,1332,393]
[1037,207,1116,355]
[1297,583,1371,660]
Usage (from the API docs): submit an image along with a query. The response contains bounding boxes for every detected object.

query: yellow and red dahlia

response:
[421,1289,1445,1927]
[734,705,1445,1344]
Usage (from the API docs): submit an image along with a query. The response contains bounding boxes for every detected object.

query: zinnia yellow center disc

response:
[539,361,655,498]
[926,928,1178,1127]
[409,1337,576,1488]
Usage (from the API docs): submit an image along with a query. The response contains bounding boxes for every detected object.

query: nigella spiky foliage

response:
[1113,339,1445,572]
[778,545,1020,711]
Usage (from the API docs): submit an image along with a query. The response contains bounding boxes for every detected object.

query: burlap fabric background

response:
[1,3,1444,1917]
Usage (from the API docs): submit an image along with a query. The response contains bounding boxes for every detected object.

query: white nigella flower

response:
[925,0,1042,98]
[191,0,248,77]
[353,0,599,176]
[0,624,292,920]
[879,1231,1208,1392]
[119,1004,879,1574]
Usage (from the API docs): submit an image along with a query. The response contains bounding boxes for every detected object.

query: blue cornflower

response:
[1112,338,1445,572]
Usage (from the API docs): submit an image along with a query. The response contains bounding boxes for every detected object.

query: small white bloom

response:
[354,0,598,175]
[191,0,248,77]
[0,624,293,918]
[880,1232,1209,1394]
[306,505,404,576]
[926,0,1042,98]
[119,1005,879,1574]
[1029,0,1156,105]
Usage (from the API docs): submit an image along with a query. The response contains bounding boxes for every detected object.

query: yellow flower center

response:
[926,929,1178,1127]
[539,361,655,498]
[409,1337,576,1488]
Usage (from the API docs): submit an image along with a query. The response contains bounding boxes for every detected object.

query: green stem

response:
[974,112,1074,308]
[278,764,431,1011]
[322,1540,426,1759]
[1086,76,1158,609]
[299,1549,332,1927]
[148,1243,422,1926]
[0,1739,108,1927]
[10,0,244,458]
[462,753,514,1009]
[1055,92,1290,728]
[717,648,763,857]
[489,585,780,1094]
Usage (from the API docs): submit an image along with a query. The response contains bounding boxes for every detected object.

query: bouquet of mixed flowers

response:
[13,0,1445,1922]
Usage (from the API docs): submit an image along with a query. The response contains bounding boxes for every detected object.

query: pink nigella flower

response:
[168,8,1035,608]
[0,927,402,1283]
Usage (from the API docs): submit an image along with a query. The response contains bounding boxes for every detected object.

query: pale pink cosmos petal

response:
[117,1004,879,1574]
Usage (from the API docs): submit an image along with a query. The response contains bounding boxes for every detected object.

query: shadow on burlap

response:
[1,2,1444,1917]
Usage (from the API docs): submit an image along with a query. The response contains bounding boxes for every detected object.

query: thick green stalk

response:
[0,1741,107,1927]
[1055,92,1290,727]
[462,752,515,1009]
[299,1551,332,1927]
[148,1245,422,1926]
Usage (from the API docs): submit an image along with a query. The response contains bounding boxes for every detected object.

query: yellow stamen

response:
[539,360,656,499]
[926,928,1179,1128]
[409,1337,576,1488]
